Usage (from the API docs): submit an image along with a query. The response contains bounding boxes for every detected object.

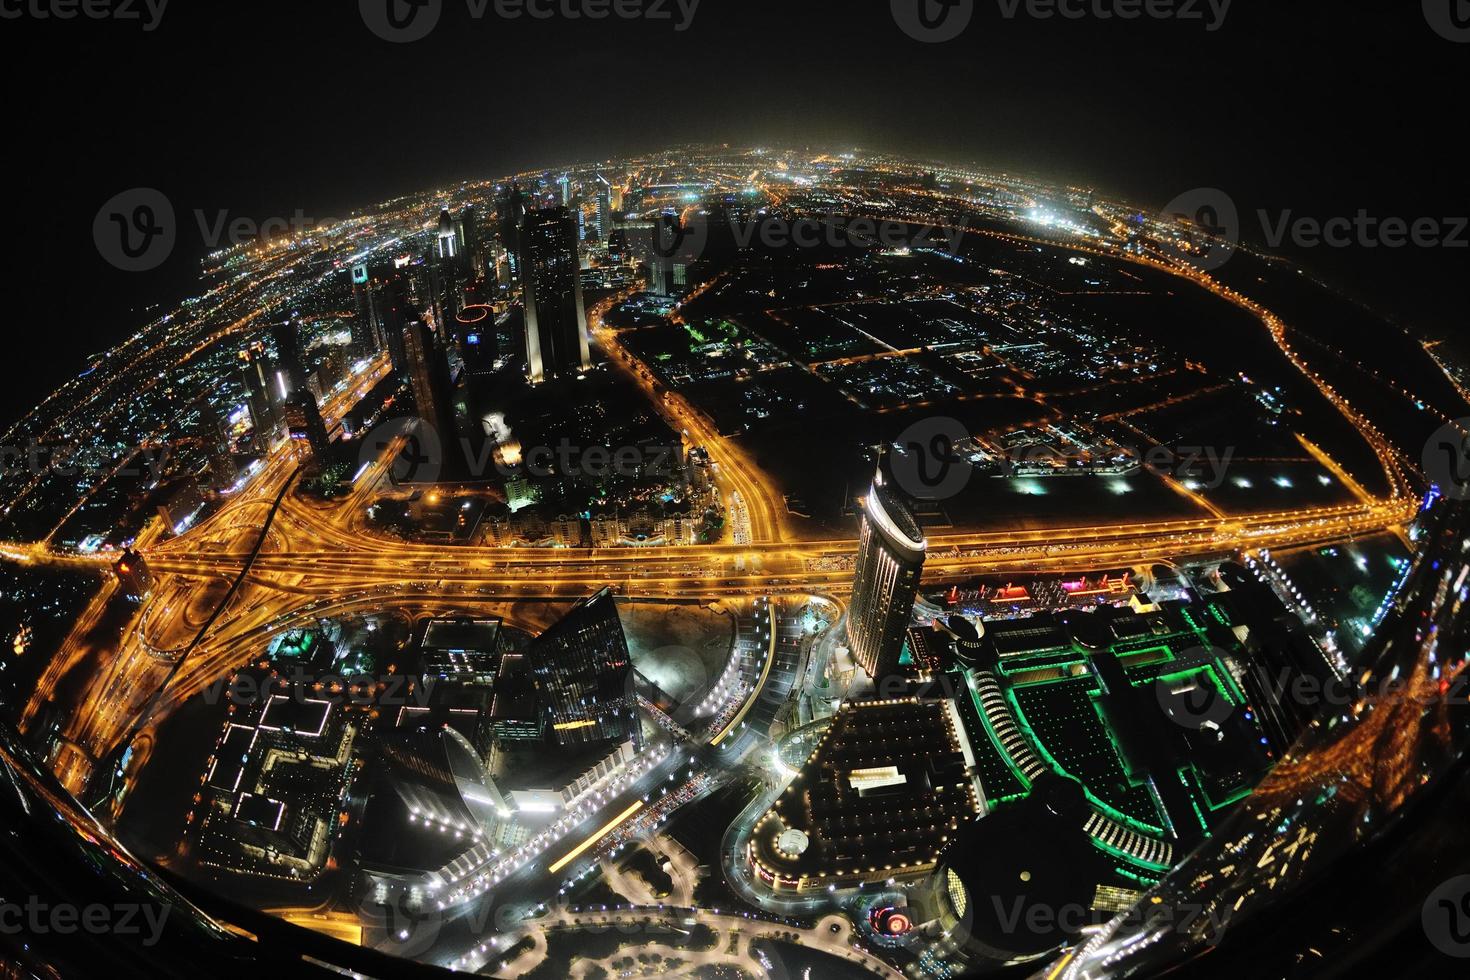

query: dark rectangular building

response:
[519,206,591,384]
[527,587,641,749]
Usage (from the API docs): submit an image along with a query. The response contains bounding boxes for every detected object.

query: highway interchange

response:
[0,175,1435,972]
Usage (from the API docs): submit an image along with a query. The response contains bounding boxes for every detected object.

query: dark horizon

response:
[4,1,1463,425]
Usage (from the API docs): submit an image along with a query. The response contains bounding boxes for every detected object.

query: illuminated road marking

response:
[549,800,644,874]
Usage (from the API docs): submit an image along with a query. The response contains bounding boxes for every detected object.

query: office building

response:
[366,273,414,381]
[403,319,459,460]
[594,174,612,240]
[457,204,478,272]
[268,317,332,463]
[350,263,382,360]
[282,391,332,462]
[847,469,927,679]
[496,183,526,282]
[270,318,310,397]
[455,304,497,377]
[238,343,280,447]
[519,206,591,384]
[526,587,641,750]
[437,207,458,260]
[195,396,238,490]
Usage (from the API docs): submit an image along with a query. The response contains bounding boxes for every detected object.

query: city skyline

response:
[1,4,1467,978]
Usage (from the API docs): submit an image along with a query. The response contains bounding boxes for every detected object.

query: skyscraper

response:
[847,469,927,680]
[594,174,612,240]
[519,206,591,384]
[436,207,459,260]
[238,343,280,447]
[195,396,237,490]
[402,318,459,461]
[648,211,686,298]
[420,253,459,333]
[269,317,334,464]
[557,173,571,207]
[113,550,153,602]
[455,304,497,377]
[367,275,411,383]
[350,263,381,360]
[496,183,526,282]
[457,204,478,272]
[527,588,641,750]
[270,318,310,397]
[282,391,332,462]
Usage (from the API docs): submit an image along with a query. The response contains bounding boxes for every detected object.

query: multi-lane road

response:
[1,203,1425,815]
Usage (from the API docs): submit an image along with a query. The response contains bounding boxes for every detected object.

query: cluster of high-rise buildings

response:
[208,166,713,519]
[225,185,615,483]
[235,316,348,470]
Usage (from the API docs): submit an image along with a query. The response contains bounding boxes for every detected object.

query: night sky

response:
[3,0,1462,426]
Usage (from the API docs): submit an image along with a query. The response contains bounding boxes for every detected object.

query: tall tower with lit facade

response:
[238,343,280,448]
[519,206,591,384]
[350,263,382,360]
[847,469,927,680]
[496,183,526,282]
[527,588,641,750]
[267,317,333,464]
[437,207,459,260]
[594,174,612,240]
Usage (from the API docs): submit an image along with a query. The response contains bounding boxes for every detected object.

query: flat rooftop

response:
[753,698,977,882]
[259,695,333,738]
[423,618,503,653]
